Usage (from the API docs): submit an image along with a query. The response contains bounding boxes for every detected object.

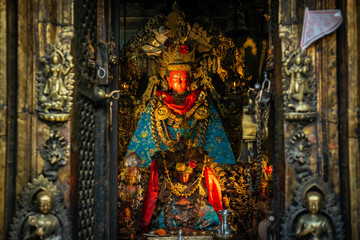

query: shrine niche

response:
[281,176,345,240]
[117,3,272,239]
[9,175,71,240]
[1,0,359,239]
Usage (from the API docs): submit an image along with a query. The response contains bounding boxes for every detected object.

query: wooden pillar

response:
[2,0,74,239]
[0,0,7,236]
[279,0,345,239]
[344,0,360,238]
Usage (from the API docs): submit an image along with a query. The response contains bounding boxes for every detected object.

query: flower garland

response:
[162,155,207,198]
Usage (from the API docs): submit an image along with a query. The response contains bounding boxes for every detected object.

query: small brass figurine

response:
[23,190,62,240]
[284,49,311,113]
[295,191,333,240]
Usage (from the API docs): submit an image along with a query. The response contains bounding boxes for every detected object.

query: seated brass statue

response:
[23,190,62,240]
[295,191,333,240]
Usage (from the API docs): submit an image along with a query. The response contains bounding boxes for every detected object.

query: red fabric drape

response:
[204,166,223,214]
[141,160,159,231]
[156,88,201,115]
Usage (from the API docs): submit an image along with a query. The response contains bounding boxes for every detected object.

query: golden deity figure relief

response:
[23,191,62,240]
[295,191,333,240]
[283,47,316,121]
[10,175,70,240]
[40,130,70,182]
[284,49,310,112]
[43,50,72,105]
[282,177,345,240]
[37,43,75,122]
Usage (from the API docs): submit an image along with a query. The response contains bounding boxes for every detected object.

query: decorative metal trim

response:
[37,42,75,122]
[9,175,71,240]
[282,45,316,121]
[281,176,345,240]
[40,129,70,182]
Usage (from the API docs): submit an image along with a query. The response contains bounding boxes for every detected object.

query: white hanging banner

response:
[301,7,343,50]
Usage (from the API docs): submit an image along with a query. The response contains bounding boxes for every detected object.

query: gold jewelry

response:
[194,106,210,120]
[163,155,207,198]
[150,94,210,151]
[159,45,196,71]
[154,105,171,120]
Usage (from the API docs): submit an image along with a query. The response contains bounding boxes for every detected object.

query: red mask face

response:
[167,70,191,93]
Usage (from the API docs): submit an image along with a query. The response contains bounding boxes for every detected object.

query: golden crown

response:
[160,44,196,72]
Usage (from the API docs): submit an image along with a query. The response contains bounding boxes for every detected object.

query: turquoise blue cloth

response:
[152,198,220,230]
[126,101,236,167]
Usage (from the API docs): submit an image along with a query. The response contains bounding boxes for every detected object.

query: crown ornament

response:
[159,44,196,72]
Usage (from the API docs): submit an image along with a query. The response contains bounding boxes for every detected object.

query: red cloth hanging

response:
[204,166,223,214]
[141,160,159,231]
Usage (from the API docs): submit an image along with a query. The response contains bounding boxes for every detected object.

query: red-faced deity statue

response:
[178,172,190,183]
[167,70,191,93]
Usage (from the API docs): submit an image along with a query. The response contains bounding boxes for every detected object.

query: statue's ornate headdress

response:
[159,44,196,72]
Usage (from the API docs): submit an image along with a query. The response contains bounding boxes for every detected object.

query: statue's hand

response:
[304,224,316,234]
[35,227,45,236]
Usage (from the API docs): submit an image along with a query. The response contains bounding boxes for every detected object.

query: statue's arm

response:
[294,218,312,239]
[62,63,74,75]
[23,225,43,240]
[45,65,50,76]
[284,61,291,76]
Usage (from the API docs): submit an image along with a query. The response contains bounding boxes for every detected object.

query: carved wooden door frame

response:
[71,0,118,239]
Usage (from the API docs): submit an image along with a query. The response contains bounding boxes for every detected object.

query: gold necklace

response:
[150,96,210,151]
[162,155,207,198]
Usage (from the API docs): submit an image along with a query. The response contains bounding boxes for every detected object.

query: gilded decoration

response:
[118,7,251,162]
[37,42,75,122]
[9,175,70,240]
[281,176,345,240]
[117,4,272,238]
[285,128,312,182]
[118,153,145,232]
[40,129,70,182]
[121,154,273,238]
[282,46,316,121]
[211,156,273,239]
